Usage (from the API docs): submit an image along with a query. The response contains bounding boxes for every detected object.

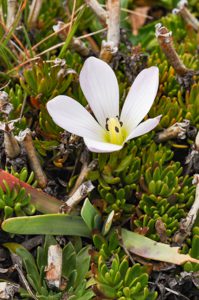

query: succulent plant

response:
[0,180,35,219]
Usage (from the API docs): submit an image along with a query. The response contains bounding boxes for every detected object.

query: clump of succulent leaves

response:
[183,227,199,273]
[0,165,37,219]
[0,0,198,299]
[0,179,35,219]
[92,231,158,299]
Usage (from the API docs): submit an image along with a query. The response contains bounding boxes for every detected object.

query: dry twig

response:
[65,180,94,209]
[173,0,199,32]
[18,129,47,188]
[14,264,38,300]
[155,23,196,86]
[100,0,120,62]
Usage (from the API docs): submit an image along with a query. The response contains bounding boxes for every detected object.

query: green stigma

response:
[105,117,126,145]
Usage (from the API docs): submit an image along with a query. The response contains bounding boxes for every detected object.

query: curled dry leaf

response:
[130,7,150,35]
[121,229,199,265]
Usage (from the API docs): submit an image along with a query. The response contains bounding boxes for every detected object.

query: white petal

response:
[84,138,123,153]
[47,95,105,140]
[120,67,159,132]
[79,57,119,128]
[125,115,161,141]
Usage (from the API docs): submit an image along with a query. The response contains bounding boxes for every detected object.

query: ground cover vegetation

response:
[0,0,199,299]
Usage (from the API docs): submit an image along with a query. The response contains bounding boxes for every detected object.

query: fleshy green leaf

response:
[2,214,91,237]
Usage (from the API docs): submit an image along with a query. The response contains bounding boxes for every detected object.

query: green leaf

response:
[16,247,42,294]
[2,214,91,237]
[62,242,76,279]
[37,235,57,272]
[75,246,91,287]
[59,7,85,58]
[81,198,101,231]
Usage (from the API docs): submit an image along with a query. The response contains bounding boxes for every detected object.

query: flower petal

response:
[125,115,161,141]
[79,57,119,128]
[47,95,105,140]
[120,67,159,132]
[84,138,123,153]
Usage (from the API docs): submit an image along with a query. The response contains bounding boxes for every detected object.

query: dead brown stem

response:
[155,23,194,77]
[20,129,47,188]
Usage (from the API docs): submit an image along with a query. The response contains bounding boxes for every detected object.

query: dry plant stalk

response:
[84,0,107,23]
[45,245,62,289]
[155,23,194,77]
[20,129,47,188]
[66,180,94,209]
[173,0,199,32]
[155,119,190,143]
[28,0,43,28]
[173,174,199,245]
[100,0,120,62]
[14,264,37,300]
[69,150,97,197]
[6,0,17,28]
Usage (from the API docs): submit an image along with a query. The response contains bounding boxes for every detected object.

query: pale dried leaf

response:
[122,229,199,265]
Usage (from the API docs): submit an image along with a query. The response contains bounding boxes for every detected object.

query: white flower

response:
[47,57,161,153]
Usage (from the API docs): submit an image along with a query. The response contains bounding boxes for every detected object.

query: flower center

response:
[105,117,126,145]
